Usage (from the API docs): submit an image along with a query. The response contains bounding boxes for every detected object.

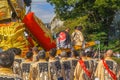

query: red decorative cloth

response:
[79,59,91,79]
[27,36,34,47]
[23,12,56,51]
[102,59,117,80]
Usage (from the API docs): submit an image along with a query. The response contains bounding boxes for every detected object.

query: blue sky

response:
[29,0,55,23]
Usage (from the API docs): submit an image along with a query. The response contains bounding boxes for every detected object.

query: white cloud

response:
[34,9,54,23]
[31,3,54,23]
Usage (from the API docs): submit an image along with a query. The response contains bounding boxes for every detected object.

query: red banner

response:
[23,12,56,51]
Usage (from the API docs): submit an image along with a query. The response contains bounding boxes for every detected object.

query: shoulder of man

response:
[105,58,118,64]
[14,74,23,80]
[15,58,24,64]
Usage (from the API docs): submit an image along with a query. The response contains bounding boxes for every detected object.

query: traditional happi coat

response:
[68,58,78,80]
[21,59,33,80]
[74,57,93,80]
[0,68,22,80]
[71,30,84,47]
[117,70,120,80]
[48,58,63,80]
[118,72,120,80]
[87,57,97,79]
[13,56,24,77]
[31,60,49,80]
[95,57,118,80]
[60,58,72,80]
[56,31,71,49]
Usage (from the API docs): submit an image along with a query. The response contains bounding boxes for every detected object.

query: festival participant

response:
[56,28,71,55]
[68,50,79,80]
[31,50,49,80]
[24,51,33,62]
[74,51,92,80]
[95,50,118,80]
[32,46,39,62]
[21,51,33,80]
[60,51,72,80]
[7,48,24,77]
[85,49,97,79]
[71,50,80,59]
[15,48,24,60]
[57,28,71,49]
[117,70,120,80]
[71,26,84,50]
[0,51,22,80]
[7,48,24,62]
[48,48,63,80]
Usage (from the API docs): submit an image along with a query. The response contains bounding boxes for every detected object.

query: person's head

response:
[74,26,78,30]
[16,48,22,55]
[26,51,33,59]
[7,48,17,54]
[32,46,39,53]
[60,51,67,58]
[105,49,113,57]
[72,50,79,58]
[85,48,94,57]
[49,48,57,57]
[76,26,83,31]
[7,48,21,56]
[80,50,87,57]
[0,51,14,68]
[65,28,70,32]
[37,50,46,59]
[66,51,71,57]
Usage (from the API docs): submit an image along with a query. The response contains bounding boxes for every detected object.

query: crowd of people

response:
[0,25,120,80]
[0,46,119,80]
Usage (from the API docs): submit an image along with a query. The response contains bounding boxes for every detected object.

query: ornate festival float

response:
[0,0,56,57]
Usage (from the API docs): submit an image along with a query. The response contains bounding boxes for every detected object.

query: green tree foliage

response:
[48,0,120,20]
[47,0,120,31]
[47,0,120,51]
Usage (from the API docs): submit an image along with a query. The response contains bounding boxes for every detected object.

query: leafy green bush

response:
[93,39,120,52]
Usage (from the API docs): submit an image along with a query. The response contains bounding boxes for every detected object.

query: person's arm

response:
[71,32,75,41]
[79,32,84,42]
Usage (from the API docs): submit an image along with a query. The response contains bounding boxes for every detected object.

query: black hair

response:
[26,51,33,59]
[80,50,87,57]
[7,48,17,54]
[0,51,14,68]
[74,26,78,29]
[49,48,57,57]
[7,48,21,55]
[66,51,71,57]
[24,0,32,7]
[32,47,39,53]
[86,51,93,57]
[16,48,22,55]
[72,50,79,57]
[37,50,45,59]
[76,26,83,31]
